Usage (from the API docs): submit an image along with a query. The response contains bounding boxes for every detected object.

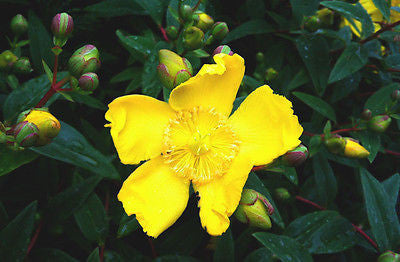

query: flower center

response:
[163,107,240,184]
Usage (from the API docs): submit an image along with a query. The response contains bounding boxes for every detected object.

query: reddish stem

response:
[35,77,70,108]
[295,195,379,251]
[330,127,363,135]
[251,165,265,172]
[99,245,105,262]
[384,149,400,157]
[303,131,317,137]
[26,219,44,255]
[35,54,61,108]
[359,20,400,44]
[52,54,58,86]
[159,26,169,42]
[148,237,158,258]
[192,0,202,12]
[366,64,400,73]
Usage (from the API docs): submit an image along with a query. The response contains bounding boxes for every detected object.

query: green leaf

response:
[285,211,356,254]
[116,30,155,61]
[365,83,400,114]
[87,248,100,262]
[328,43,368,84]
[382,173,400,209]
[360,168,400,251]
[117,214,140,238]
[31,121,119,179]
[110,67,141,83]
[244,248,274,262]
[308,135,323,156]
[42,60,53,83]
[0,145,38,176]
[31,248,79,262]
[245,172,284,228]
[283,69,309,94]
[353,131,381,163]
[213,229,234,262]
[253,233,313,262]
[28,11,54,73]
[46,176,102,222]
[296,35,330,95]
[153,255,200,262]
[282,166,298,185]
[321,1,374,38]
[293,91,337,122]
[372,0,391,20]
[0,201,37,262]
[188,49,210,58]
[74,193,108,245]
[6,75,19,90]
[133,0,165,25]
[223,20,274,43]
[290,0,320,21]
[312,154,337,206]
[67,93,107,110]
[84,0,146,17]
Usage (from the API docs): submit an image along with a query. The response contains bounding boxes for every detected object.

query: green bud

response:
[157,49,193,90]
[212,45,233,56]
[183,26,204,50]
[368,115,391,133]
[0,50,18,71]
[195,12,214,32]
[391,89,400,101]
[265,68,278,81]
[69,76,79,90]
[10,14,28,36]
[179,5,193,21]
[166,26,178,41]
[68,44,101,78]
[51,13,74,47]
[378,251,400,262]
[275,188,291,201]
[0,131,7,144]
[211,22,229,41]
[316,8,334,27]
[324,136,346,155]
[13,121,39,147]
[13,57,32,74]
[234,189,274,230]
[281,144,308,166]
[256,52,264,63]
[304,16,320,32]
[78,72,99,91]
[361,109,372,120]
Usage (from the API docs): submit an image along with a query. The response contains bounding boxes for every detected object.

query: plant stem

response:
[359,20,400,44]
[384,149,400,157]
[26,219,44,256]
[302,126,363,137]
[159,26,169,42]
[193,0,202,12]
[148,237,158,258]
[35,77,70,108]
[35,54,60,108]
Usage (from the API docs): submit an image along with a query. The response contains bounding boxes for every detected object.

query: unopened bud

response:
[391,89,400,101]
[361,109,372,120]
[234,189,273,230]
[166,26,178,41]
[316,8,333,27]
[275,188,291,201]
[212,45,233,56]
[78,72,99,92]
[157,49,193,90]
[13,57,32,74]
[343,137,369,158]
[10,14,28,36]
[378,251,400,262]
[13,121,39,147]
[68,44,100,78]
[368,115,391,133]
[51,13,74,47]
[281,144,308,166]
[265,68,278,81]
[0,50,18,71]
[179,5,193,21]
[195,12,214,32]
[304,16,320,32]
[0,130,7,144]
[211,22,229,41]
[324,136,346,155]
[256,52,264,63]
[183,26,204,50]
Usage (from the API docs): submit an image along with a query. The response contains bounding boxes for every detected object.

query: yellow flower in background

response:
[343,0,400,36]
[105,53,303,237]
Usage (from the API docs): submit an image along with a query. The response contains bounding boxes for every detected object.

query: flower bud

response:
[183,26,204,50]
[212,45,233,56]
[157,49,193,90]
[13,121,39,147]
[13,57,32,74]
[0,50,18,71]
[0,130,7,144]
[195,12,214,32]
[256,52,264,63]
[51,13,74,47]
[275,188,291,201]
[304,16,320,32]
[343,137,369,158]
[78,72,99,92]
[234,189,274,230]
[324,136,346,155]
[166,26,178,41]
[68,44,101,78]
[361,109,372,121]
[316,8,333,27]
[368,115,391,133]
[391,89,400,101]
[265,68,278,81]
[10,14,28,36]
[18,108,61,146]
[378,251,400,262]
[179,5,193,21]
[281,144,308,166]
[211,22,229,41]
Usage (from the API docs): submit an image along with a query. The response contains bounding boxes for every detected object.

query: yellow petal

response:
[169,53,245,116]
[193,154,253,236]
[105,95,175,165]
[228,85,303,166]
[342,0,382,36]
[118,156,190,238]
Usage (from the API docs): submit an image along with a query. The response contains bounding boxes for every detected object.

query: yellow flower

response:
[105,53,303,238]
[342,0,400,36]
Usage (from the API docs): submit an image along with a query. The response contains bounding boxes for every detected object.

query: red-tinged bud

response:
[378,251,400,262]
[212,45,233,56]
[368,115,391,133]
[281,144,308,166]
[0,50,18,71]
[211,22,229,41]
[68,44,101,77]
[234,189,273,230]
[10,14,28,36]
[361,109,372,120]
[195,12,214,32]
[78,72,99,91]
[13,121,39,147]
[391,89,400,101]
[166,26,178,40]
[51,13,74,47]
[13,57,32,74]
